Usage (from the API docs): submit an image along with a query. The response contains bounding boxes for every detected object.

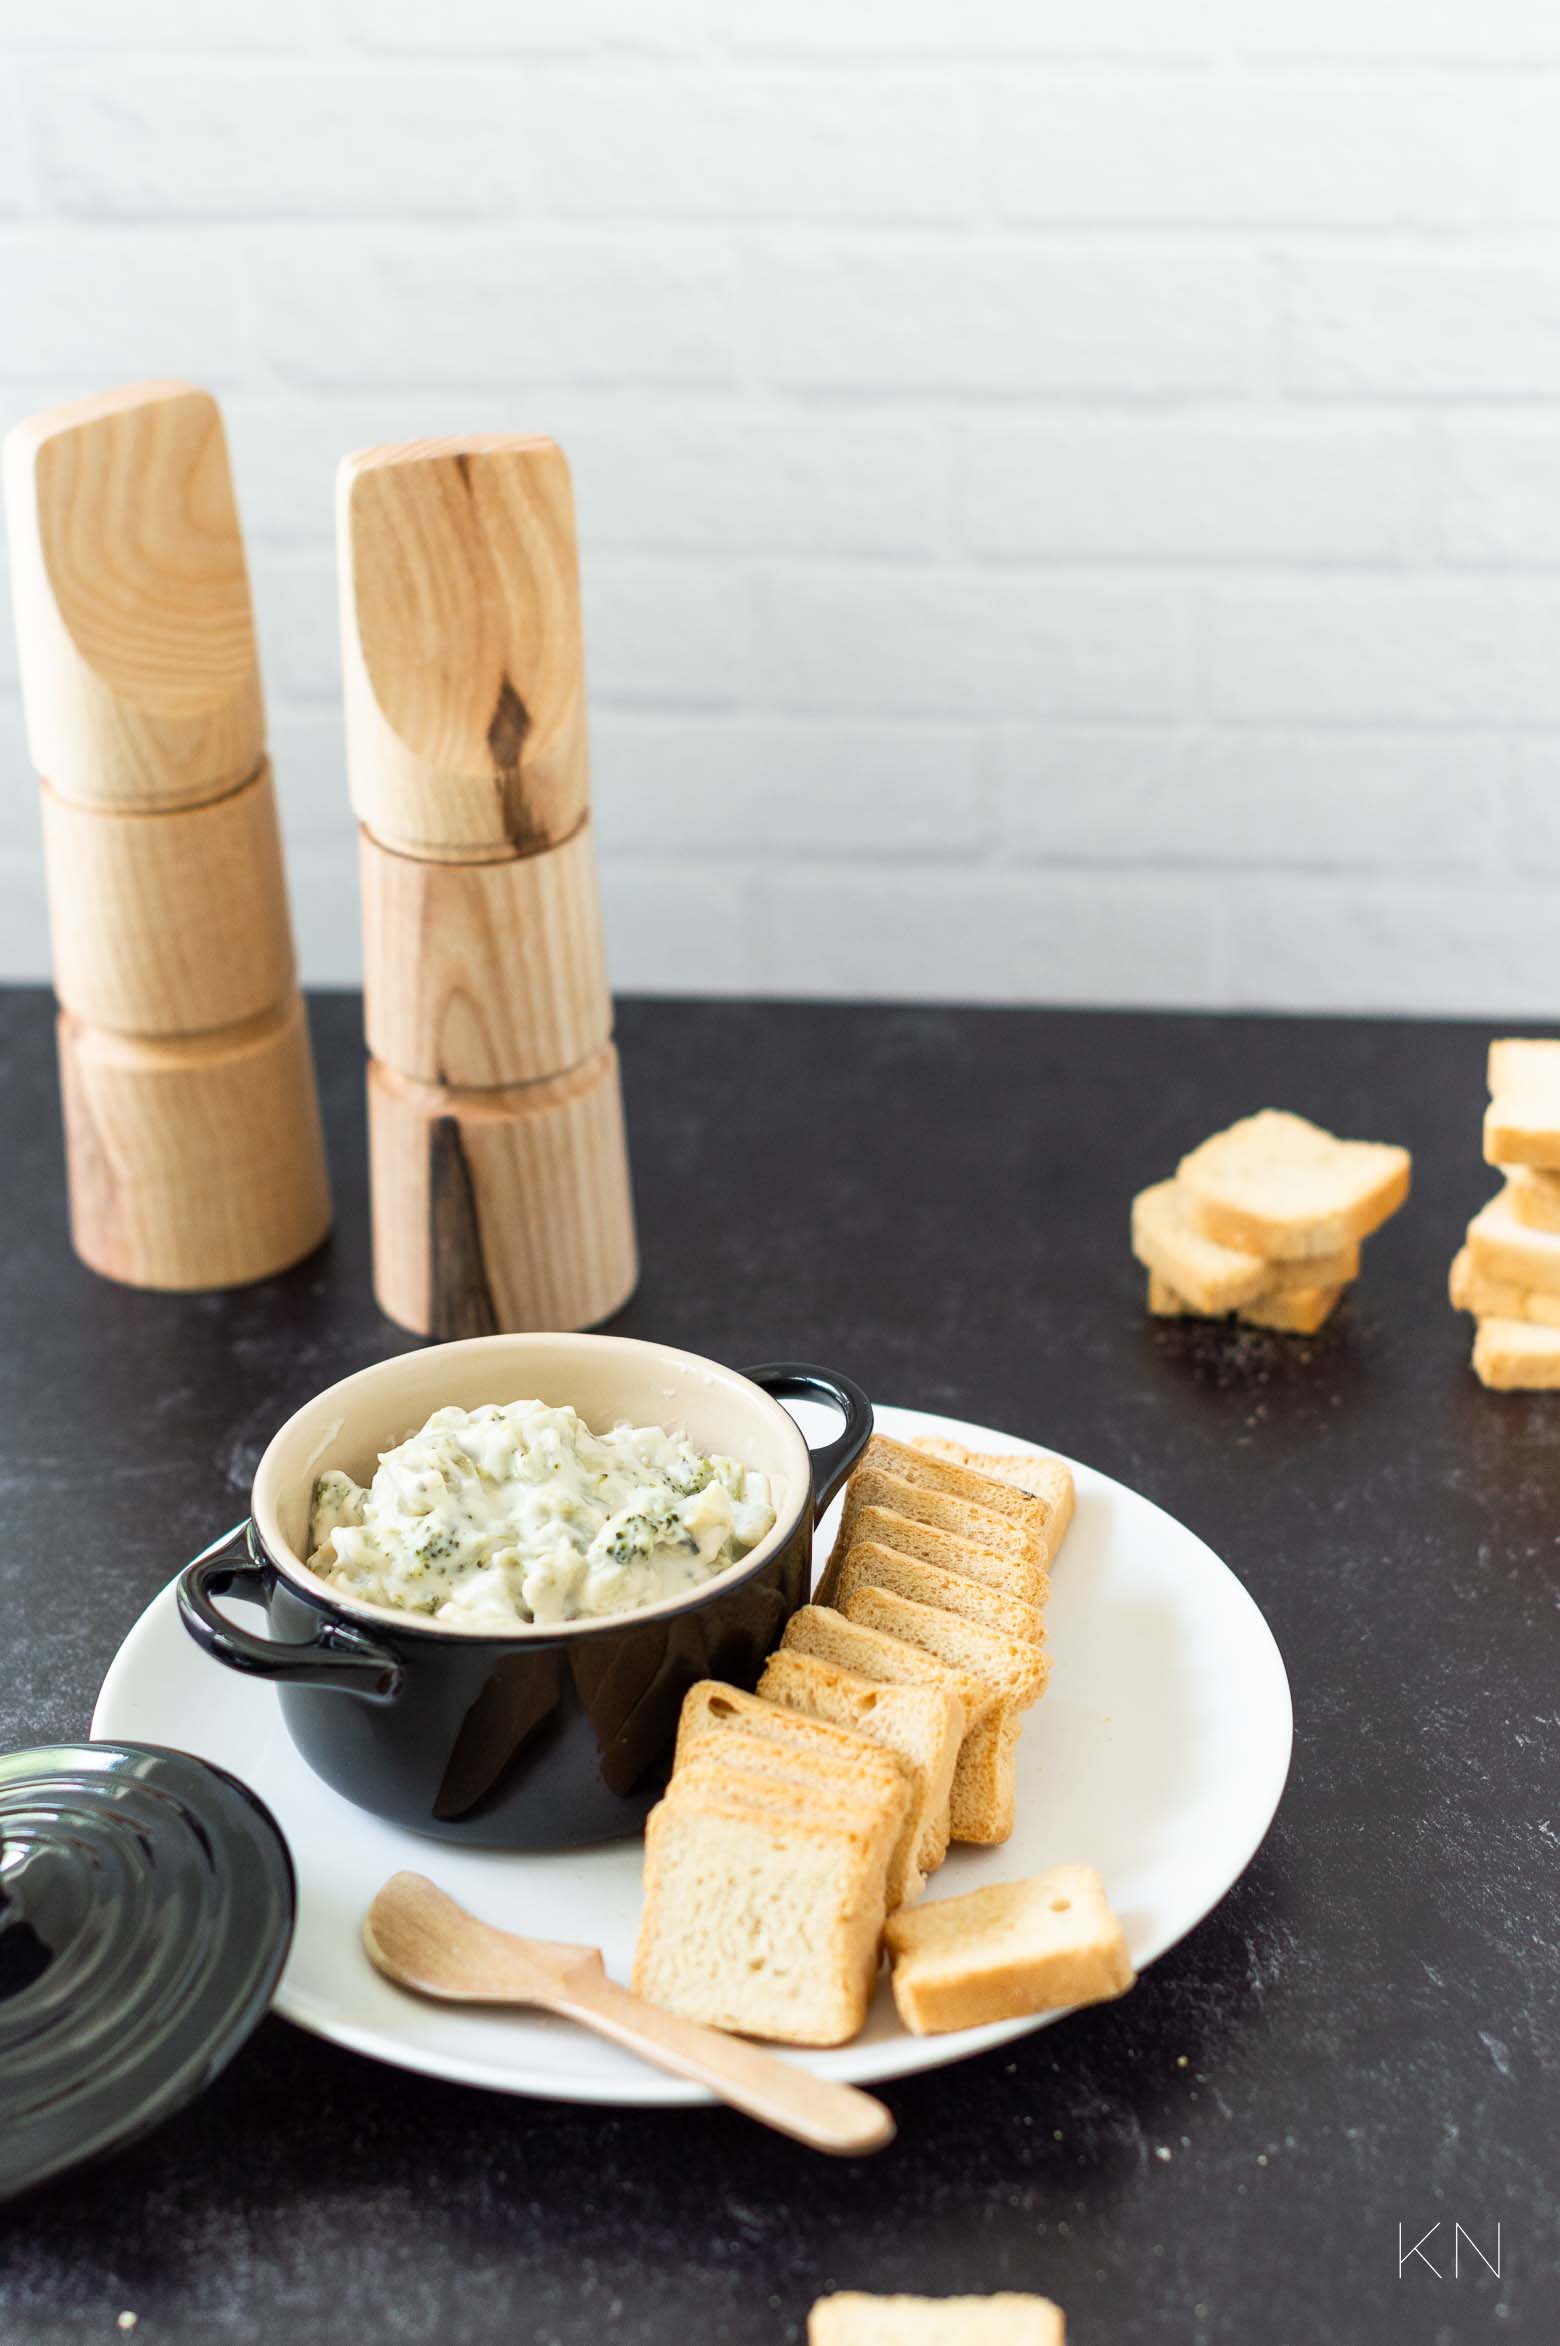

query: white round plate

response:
[93,1402,1292,2106]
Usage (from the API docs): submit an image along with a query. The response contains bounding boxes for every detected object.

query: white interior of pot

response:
[250,1333,814,1638]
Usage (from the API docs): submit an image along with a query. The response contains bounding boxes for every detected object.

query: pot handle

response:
[176,1522,404,1703]
[742,1364,874,1515]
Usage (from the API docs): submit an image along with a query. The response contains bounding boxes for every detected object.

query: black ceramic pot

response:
[176,1334,871,1850]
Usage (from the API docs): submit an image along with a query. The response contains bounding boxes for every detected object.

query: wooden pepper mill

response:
[338,433,637,1337]
[3,380,331,1289]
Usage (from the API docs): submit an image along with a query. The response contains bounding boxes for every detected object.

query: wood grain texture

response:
[363,1873,893,2155]
[57,994,332,1291]
[43,760,294,1036]
[360,816,610,1089]
[3,380,263,810]
[368,1044,637,1338]
[338,435,590,861]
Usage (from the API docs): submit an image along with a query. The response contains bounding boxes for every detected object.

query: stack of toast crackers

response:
[1451,1039,1560,1389]
[633,1432,1132,2047]
[1133,1108,1411,1336]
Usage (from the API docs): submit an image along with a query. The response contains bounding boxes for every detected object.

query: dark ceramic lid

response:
[0,1740,295,2202]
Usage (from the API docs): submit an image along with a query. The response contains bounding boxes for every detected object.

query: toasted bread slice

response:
[778,1604,1001,1847]
[1465,1186,1560,1296]
[634,1791,894,2047]
[1147,1269,1343,1336]
[816,1492,1046,1604]
[672,1681,921,1906]
[1177,1108,1410,1261]
[940,1710,1021,1846]
[883,1864,1134,2037]
[1471,1315,1560,1390]
[841,1586,1049,1846]
[1449,1243,1560,1329]
[780,1606,993,1726]
[835,1465,1041,1572]
[833,1540,1045,1649]
[675,1679,903,1779]
[1486,1038,1560,1169]
[1132,1177,1358,1315]
[757,1648,963,1874]
[670,1717,914,1876]
[674,1723,900,1809]
[1502,1163,1560,1234]
[859,1433,1056,1546]
[669,1737,918,1907]
[841,1585,1048,1712]
[821,1493,1045,1609]
[809,2293,1066,2345]
[909,1439,1075,1556]
[1489,1038,1560,1089]
[1133,1177,1269,1312]
[1244,1285,1342,1334]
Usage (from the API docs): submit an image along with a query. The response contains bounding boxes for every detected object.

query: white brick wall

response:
[4,0,1560,1017]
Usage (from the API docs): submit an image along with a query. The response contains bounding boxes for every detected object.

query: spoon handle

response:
[544,1971,895,2156]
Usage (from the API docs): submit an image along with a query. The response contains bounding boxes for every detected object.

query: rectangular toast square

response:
[671,1723,919,1907]
[834,1464,1041,1571]
[1449,1243,1560,1329]
[1177,1108,1409,1260]
[909,1437,1075,1556]
[1465,1186,1560,1296]
[858,1433,1057,1545]
[1485,1038,1560,1169]
[832,1539,1045,1648]
[1471,1315,1560,1390]
[634,1792,895,2046]
[821,1489,1045,1607]
[1132,1176,1357,1314]
[757,1647,962,1874]
[809,2295,1066,2345]
[1502,1163,1560,1234]
[778,1603,1001,1846]
[840,1584,1048,1711]
[883,1864,1134,2036]
[1147,1269,1343,1336]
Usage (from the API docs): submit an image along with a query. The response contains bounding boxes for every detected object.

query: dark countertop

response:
[0,988,1554,2346]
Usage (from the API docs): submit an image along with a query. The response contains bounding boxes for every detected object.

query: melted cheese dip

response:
[306,1399,777,1630]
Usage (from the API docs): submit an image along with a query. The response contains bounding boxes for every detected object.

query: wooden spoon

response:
[363,1872,895,2156]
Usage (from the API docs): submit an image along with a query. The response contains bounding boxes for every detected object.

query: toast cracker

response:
[778,1603,1001,1846]
[834,1465,1040,1570]
[909,1439,1075,1559]
[858,1433,1055,1544]
[1502,1163,1560,1234]
[669,1742,919,1908]
[833,1540,1045,1648]
[883,1864,1134,2036]
[1148,1269,1342,1336]
[809,2295,1066,2345]
[841,1585,1049,1846]
[1177,1108,1410,1260]
[634,1791,894,2046]
[757,1647,962,1873]
[1471,1315,1560,1390]
[1132,1177,1357,1314]
[1465,1187,1560,1296]
[819,1500,1045,1611]
[1449,1243,1560,1329]
[1486,1038,1560,1169]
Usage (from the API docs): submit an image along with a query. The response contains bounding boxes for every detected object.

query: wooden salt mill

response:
[3,380,331,1289]
[338,433,637,1337]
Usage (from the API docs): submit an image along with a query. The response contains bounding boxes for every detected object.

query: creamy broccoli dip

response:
[306,1399,777,1629]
